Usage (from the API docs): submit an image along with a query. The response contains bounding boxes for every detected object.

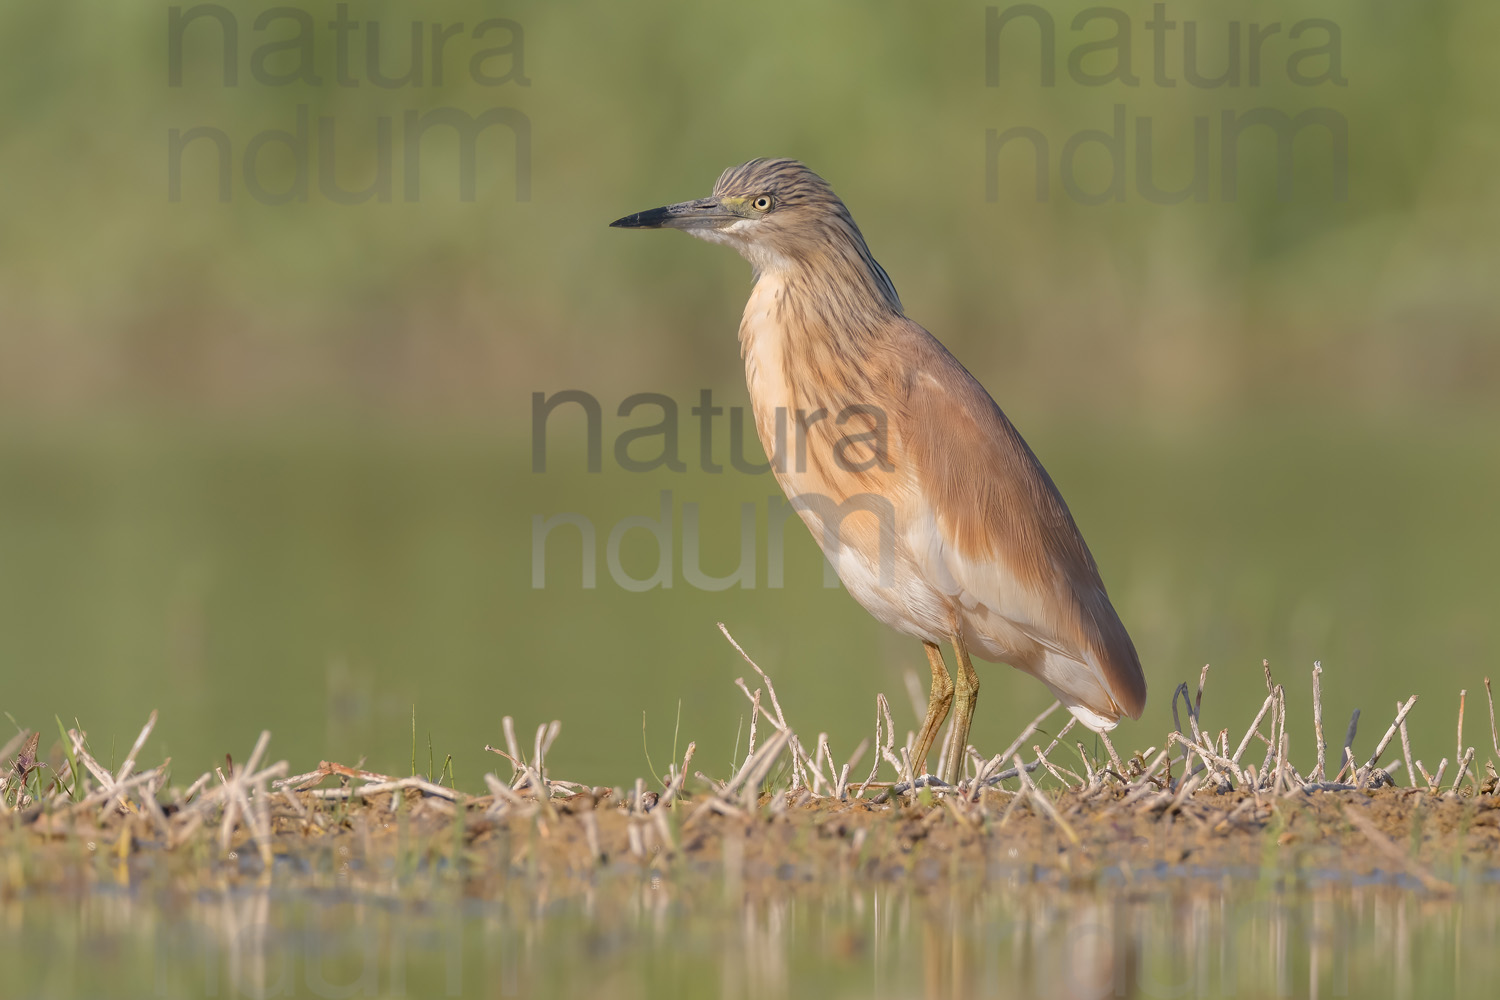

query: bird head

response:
[611,158,898,308]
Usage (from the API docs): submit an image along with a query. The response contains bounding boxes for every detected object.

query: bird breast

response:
[737,273,954,645]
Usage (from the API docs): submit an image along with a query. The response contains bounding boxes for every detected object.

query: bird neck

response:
[754,239,904,337]
[738,240,906,467]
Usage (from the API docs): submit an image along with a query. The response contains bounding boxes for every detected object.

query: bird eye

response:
[751,195,774,212]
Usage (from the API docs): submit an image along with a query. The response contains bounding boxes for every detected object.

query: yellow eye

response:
[751,195,774,212]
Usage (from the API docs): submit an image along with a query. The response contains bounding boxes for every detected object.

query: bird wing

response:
[896,326,1147,721]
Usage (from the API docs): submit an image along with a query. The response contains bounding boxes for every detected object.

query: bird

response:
[611,158,1146,784]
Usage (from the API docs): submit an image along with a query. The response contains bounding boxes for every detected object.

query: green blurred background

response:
[0,1,1496,785]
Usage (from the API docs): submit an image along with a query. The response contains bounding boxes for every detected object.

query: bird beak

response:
[609,197,735,231]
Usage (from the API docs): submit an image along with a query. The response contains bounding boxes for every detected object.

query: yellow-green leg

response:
[939,632,981,785]
[909,641,954,778]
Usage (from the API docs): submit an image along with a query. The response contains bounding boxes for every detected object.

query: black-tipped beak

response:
[609,197,733,230]
[609,205,674,229]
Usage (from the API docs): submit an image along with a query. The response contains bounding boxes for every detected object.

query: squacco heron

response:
[612,158,1146,784]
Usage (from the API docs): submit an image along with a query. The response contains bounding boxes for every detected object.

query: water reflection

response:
[8,876,1498,999]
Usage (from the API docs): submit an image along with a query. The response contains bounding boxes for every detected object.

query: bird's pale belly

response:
[790,500,954,646]
[785,491,1042,672]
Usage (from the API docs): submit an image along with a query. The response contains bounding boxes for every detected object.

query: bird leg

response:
[909,641,954,778]
[939,631,981,785]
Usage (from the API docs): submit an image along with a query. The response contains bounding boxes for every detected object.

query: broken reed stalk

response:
[976,700,1060,786]
[1171,682,1197,743]
[497,716,558,820]
[721,624,843,799]
[813,734,832,796]
[1011,754,1079,845]
[1196,664,1209,724]
[735,729,792,811]
[1168,732,1242,786]
[659,742,697,808]
[1257,683,1284,781]
[1399,704,1418,790]
[1486,678,1498,757]
[309,775,464,802]
[719,623,788,730]
[746,688,760,764]
[856,694,896,798]
[836,737,868,800]
[1033,744,1078,788]
[1457,689,1466,770]
[1356,695,1418,785]
[1336,710,1361,783]
[1451,747,1475,794]
[1276,731,1290,796]
[68,729,116,791]
[1312,662,1326,782]
[1230,692,1276,771]
[975,717,1078,791]
[1099,731,1125,778]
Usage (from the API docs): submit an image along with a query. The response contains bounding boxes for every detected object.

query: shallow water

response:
[8,875,1499,1000]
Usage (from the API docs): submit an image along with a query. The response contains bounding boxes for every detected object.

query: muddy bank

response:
[11,782,1499,899]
